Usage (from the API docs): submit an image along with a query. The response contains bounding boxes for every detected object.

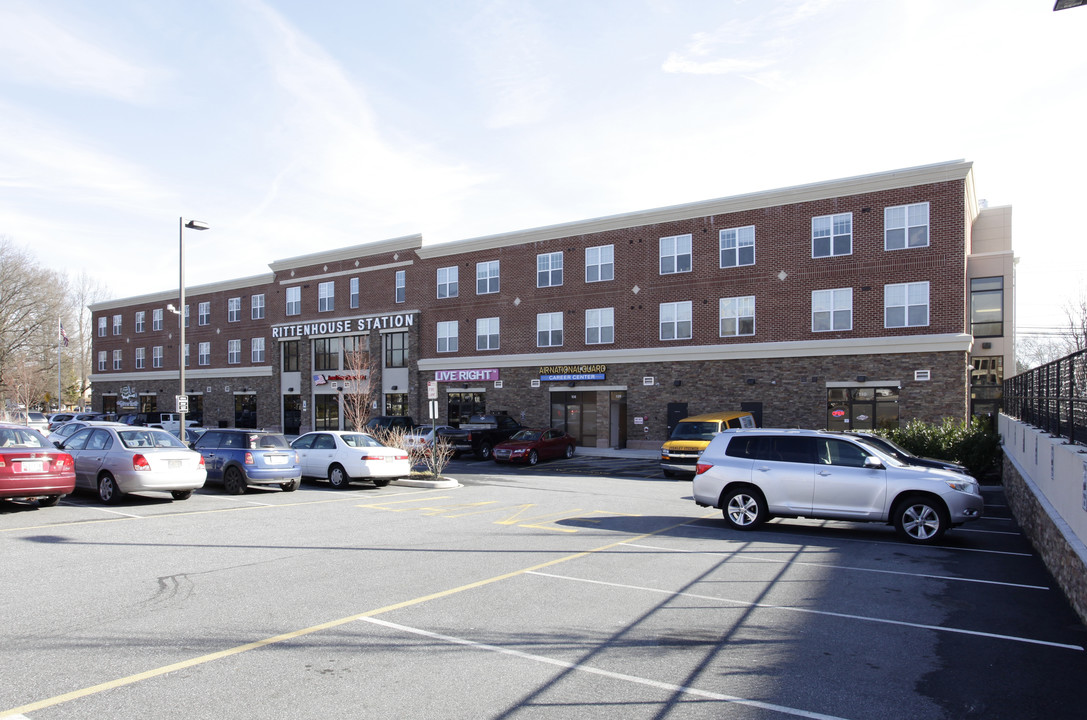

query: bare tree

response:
[341,335,378,431]
[1064,289,1087,354]
[69,270,109,407]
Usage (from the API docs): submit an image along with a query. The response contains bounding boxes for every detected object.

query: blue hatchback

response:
[192,429,301,494]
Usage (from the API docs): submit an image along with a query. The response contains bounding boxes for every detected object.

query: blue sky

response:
[1,0,1084,334]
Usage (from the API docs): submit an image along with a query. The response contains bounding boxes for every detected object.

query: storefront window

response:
[971,356,1003,422]
[447,392,486,425]
[235,394,257,429]
[314,337,340,372]
[140,395,157,413]
[315,395,339,430]
[385,393,407,416]
[385,332,407,368]
[283,340,299,372]
[826,386,899,431]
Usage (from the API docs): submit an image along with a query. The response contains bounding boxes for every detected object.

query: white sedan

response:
[291,431,409,488]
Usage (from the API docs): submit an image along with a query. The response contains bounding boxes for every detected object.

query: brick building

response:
[89,160,1014,449]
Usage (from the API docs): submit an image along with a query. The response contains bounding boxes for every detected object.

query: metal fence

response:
[1004,347,1087,445]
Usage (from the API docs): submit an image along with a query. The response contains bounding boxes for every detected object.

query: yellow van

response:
[660,411,757,477]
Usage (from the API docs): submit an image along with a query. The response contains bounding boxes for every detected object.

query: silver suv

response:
[692,428,983,544]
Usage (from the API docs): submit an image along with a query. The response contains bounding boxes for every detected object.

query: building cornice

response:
[417,160,974,259]
[89,366,274,383]
[90,274,275,312]
[268,234,423,273]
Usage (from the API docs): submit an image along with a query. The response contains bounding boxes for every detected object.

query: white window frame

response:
[476,317,500,351]
[318,281,335,312]
[585,244,614,283]
[537,312,563,347]
[134,311,145,333]
[112,349,122,370]
[251,294,265,320]
[395,270,405,303]
[152,346,163,369]
[198,342,211,366]
[437,266,459,298]
[885,202,930,250]
[812,288,853,332]
[135,347,145,369]
[476,261,500,295]
[349,278,359,309]
[437,321,458,353]
[97,350,106,371]
[251,337,265,363]
[152,308,163,331]
[719,226,755,268]
[198,302,210,326]
[885,281,930,328]
[659,234,692,275]
[537,251,563,288]
[719,296,756,337]
[112,314,122,335]
[812,213,853,258]
[585,307,614,345]
[184,344,190,367]
[659,301,693,341]
[227,339,241,365]
[98,317,106,337]
[286,287,301,316]
[228,297,241,322]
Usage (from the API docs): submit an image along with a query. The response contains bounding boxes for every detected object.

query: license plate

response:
[17,461,44,473]
[168,460,182,470]
[266,455,287,465]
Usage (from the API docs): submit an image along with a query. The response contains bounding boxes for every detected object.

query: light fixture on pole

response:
[178,218,208,437]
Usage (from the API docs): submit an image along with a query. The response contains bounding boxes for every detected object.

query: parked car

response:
[493,428,576,465]
[48,412,102,431]
[403,425,457,453]
[692,428,983,544]
[47,420,126,447]
[147,413,201,437]
[845,432,972,476]
[5,411,50,435]
[660,411,757,478]
[0,423,75,506]
[291,431,409,488]
[59,425,206,504]
[193,429,301,494]
[438,412,525,459]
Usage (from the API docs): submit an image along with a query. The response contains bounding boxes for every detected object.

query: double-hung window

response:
[198,342,210,366]
[318,281,335,312]
[812,213,852,257]
[228,297,241,322]
[227,340,241,365]
[98,317,106,337]
[152,346,163,368]
[112,314,122,335]
[152,308,163,331]
[884,282,929,328]
[659,234,692,274]
[112,349,122,370]
[812,288,853,331]
[251,294,265,320]
[885,202,929,250]
[437,321,458,352]
[537,312,563,347]
[286,287,301,316]
[395,270,405,303]
[719,296,755,337]
[97,351,106,371]
[135,347,145,369]
[537,252,563,287]
[476,318,500,351]
[350,278,359,309]
[585,245,614,282]
[198,302,210,326]
[585,308,614,344]
[251,337,265,363]
[135,311,145,333]
[719,226,755,268]
[437,266,459,298]
[659,301,692,340]
[477,261,500,294]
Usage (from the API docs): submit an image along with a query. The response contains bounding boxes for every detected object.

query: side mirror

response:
[863,456,884,470]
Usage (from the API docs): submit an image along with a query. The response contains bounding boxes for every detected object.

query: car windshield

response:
[341,433,382,448]
[510,430,541,442]
[670,422,720,441]
[0,427,49,449]
[248,434,289,449]
[118,430,187,449]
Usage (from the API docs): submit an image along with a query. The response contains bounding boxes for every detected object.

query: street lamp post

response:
[178,218,208,438]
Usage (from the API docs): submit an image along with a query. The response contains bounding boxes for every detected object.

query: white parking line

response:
[82,506,143,519]
[197,495,274,506]
[358,616,851,720]
[621,542,1050,590]
[527,571,1084,651]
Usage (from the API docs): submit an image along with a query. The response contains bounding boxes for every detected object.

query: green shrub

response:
[881,417,1001,480]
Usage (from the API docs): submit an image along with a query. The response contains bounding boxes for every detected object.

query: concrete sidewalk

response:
[575,445,660,460]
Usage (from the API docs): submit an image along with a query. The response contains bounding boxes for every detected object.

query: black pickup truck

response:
[437,413,525,459]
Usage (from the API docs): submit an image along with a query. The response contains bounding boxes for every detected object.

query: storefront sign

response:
[539,364,606,381]
[271,313,414,339]
[313,373,367,385]
[434,368,500,382]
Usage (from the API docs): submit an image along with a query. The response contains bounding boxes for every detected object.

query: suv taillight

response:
[695,463,712,475]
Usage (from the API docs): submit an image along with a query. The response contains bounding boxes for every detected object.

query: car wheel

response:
[279,479,299,492]
[171,490,193,501]
[564,445,574,459]
[223,467,247,495]
[98,474,124,505]
[37,495,62,507]
[527,450,539,466]
[328,464,350,489]
[372,478,391,487]
[477,442,493,460]
[721,486,766,530]
[894,495,948,544]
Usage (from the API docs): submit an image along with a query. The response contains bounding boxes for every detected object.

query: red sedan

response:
[0,423,76,507]
[492,428,576,465]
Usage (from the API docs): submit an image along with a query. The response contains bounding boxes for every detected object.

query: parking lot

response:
[3,456,1087,719]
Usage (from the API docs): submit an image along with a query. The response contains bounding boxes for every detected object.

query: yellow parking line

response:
[0,512,717,718]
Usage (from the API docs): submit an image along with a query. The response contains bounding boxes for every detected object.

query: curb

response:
[392,476,462,489]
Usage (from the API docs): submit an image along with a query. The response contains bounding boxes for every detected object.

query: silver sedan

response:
[60,426,207,504]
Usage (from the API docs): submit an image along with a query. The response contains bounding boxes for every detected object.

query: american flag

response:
[60,322,69,347]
